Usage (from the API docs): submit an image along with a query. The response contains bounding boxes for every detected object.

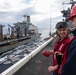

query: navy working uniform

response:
[62,29,76,75]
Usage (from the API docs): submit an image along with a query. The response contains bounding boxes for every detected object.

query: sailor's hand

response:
[54,51,63,59]
[48,65,58,73]
[48,50,54,54]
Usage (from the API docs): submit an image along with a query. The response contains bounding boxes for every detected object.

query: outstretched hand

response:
[48,65,58,73]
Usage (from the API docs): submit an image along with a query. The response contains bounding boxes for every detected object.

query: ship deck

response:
[13,38,56,75]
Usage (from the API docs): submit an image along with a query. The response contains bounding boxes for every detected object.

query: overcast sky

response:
[0,0,75,35]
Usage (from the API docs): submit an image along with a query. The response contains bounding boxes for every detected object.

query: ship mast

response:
[49,9,51,37]
[23,13,27,22]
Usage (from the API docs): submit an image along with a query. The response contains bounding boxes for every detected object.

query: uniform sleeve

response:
[61,39,76,75]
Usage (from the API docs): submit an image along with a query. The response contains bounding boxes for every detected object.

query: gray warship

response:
[0,14,41,54]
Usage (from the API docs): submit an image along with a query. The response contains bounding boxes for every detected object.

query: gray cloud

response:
[0,0,73,36]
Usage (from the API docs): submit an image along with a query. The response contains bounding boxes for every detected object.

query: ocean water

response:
[38,28,53,39]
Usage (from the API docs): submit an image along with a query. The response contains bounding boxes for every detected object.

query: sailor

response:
[42,21,71,75]
[61,4,76,75]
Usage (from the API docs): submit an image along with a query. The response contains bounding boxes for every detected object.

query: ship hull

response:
[0,34,40,54]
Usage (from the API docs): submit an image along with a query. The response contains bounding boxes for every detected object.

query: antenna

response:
[23,13,27,22]
[49,8,51,37]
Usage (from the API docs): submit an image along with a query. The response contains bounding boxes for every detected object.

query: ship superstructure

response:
[12,14,38,38]
[61,0,76,27]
